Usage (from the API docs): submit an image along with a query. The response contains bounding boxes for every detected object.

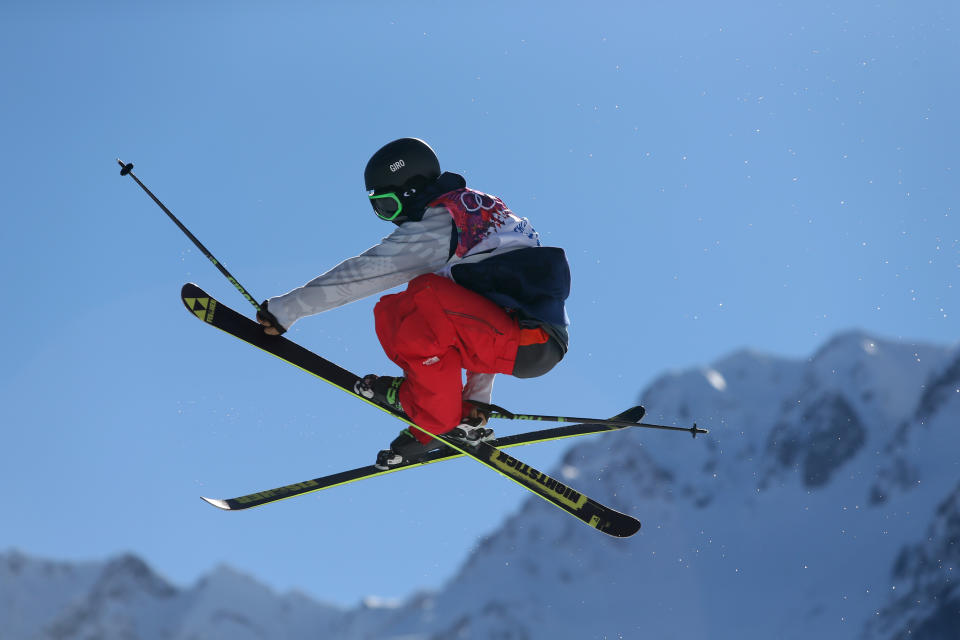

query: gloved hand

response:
[256,301,286,336]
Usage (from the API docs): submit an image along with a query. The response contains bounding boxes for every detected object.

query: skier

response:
[256,138,571,469]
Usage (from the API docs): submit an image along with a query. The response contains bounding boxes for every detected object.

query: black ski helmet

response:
[364,138,441,192]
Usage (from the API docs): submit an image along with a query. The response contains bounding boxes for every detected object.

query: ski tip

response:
[181,282,201,296]
[200,496,233,511]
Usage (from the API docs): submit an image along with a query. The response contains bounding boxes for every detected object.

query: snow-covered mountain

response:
[0,551,358,640]
[3,331,957,639]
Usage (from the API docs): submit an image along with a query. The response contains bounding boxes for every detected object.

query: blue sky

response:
[1,1,956,607]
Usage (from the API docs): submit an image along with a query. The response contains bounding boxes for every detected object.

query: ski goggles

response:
[368,190,403,221]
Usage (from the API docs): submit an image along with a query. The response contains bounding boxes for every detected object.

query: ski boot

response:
[375,429,444,470]
[354,375,405,413]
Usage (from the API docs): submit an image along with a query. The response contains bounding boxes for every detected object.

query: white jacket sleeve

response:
[265,209,454,330]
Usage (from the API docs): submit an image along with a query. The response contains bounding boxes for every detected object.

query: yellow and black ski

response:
[201,406,646,511]
[182,283,643,538]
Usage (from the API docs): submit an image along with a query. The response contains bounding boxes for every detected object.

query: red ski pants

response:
[374,274,521,443]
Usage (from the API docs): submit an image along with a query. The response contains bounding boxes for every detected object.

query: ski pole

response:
[472,401,709,438]
[117,159,262,313]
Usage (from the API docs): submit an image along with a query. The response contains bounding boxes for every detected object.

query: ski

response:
[182,283,642,537]
[201,406,646,511]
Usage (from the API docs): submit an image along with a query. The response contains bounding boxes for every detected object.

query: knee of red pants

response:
[373,277,457,367]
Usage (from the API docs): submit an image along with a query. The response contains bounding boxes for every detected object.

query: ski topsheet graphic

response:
[181,283,642,538]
